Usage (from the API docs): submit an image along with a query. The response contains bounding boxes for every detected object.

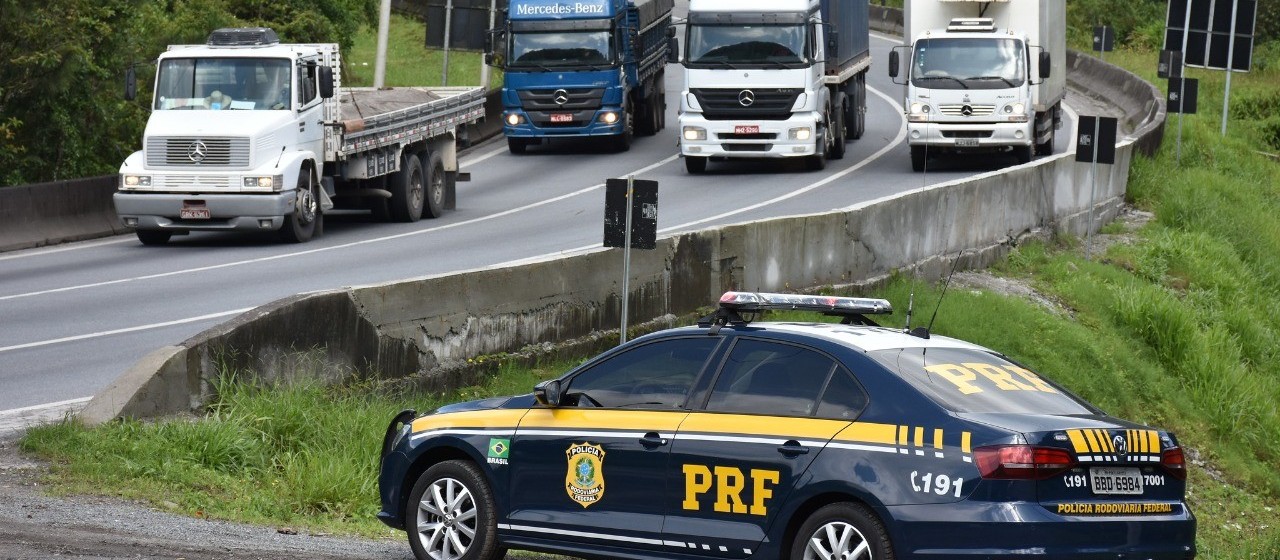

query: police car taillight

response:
[974,445,1076,480]
[1160,447,1187,480]
[718,291,893,315]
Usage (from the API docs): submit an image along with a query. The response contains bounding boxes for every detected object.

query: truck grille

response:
[146,137,251,167]
[518,88,604,111]
[938,104,996,117]
[691,88,802,121]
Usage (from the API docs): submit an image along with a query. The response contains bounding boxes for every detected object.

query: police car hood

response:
[432,395,519,414]
[957,412,1151,435]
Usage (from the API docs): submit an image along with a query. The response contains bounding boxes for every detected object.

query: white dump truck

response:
[677,0,872,173]
[889,0,1066,171]
[116,27,485,245]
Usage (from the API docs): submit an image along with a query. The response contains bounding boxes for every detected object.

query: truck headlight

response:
[683,127,706,141]
[789,127,812,141]
[122,175,151,188]
[243,175,283,190]
[599,111,620,125]
[1004,103,1029,122]
[909,102,931,122]
[505,113,524,126]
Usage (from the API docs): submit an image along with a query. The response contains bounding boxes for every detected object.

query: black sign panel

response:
[424,0,507,51]
[1075,116,1118,165]
[1158,50,1184,78]
[1093,26,1115,52]
[1164,0,1257,72]
[604,179,658,250]
[1167,78,1200,114]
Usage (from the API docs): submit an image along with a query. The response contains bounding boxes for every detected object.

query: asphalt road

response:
[0,32,1075,416]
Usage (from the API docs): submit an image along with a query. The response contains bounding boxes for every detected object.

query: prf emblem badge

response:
[565,442,606,508]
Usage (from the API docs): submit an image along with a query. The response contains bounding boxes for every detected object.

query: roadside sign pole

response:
[1222,0,1240,136]
[1177,0,1192,163]
[374,0,391,88]
[442,0,455,86]
[1086,117,1101,261]
[620,175,635,344]
[481,0,497,90]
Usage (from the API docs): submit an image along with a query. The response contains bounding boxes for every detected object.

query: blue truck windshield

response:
[154,58,291,110]
[687,24,808,67]
[510,31,614,68]
[911,38,1026,90]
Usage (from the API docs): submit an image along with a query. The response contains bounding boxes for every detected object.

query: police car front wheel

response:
[406,460,503,560]
[791,502,894,560]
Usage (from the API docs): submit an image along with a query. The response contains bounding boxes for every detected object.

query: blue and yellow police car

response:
[378,292,1196,560]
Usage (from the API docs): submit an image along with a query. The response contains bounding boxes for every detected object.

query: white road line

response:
[0,396,92,416]
[0,237,134,262]
[0,308,253,354]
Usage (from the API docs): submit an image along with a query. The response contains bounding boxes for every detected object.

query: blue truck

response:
[487,0,676,154]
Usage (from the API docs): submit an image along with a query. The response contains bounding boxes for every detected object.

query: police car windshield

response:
[870,347,1094,415]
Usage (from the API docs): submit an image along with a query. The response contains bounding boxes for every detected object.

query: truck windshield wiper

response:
[915,75,968,88]
[967,76,1017,87]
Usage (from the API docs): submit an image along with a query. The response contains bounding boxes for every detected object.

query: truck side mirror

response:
[826,29,838,52]
[667,36,679,64]
[534,379,563,407]
[888,50,899,79]
[666,26,676,39]
[1039,51,1052,79]
[318,66,334,99]
[125,66,137,101]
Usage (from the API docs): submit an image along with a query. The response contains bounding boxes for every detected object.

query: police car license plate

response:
[955,138,979,147]
[180,205,210,220]
[1090,467,1143,495]
[735,125,760,134]
[551,113,572,123]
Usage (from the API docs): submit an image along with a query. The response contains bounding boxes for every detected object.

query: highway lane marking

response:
[0,308,253,354]
[0,237,134,262]
[0,397,92,416]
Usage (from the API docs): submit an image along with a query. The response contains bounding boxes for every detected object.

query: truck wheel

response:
[790,502,894,560]
[507,137,528,155]
[830,93,847,160]
[656,73,667,131]
[136,230,172,246]
[390,153,425,222]
[685,156,707,174]
[421,150,446,219]
[405,460,502,560]
[613,107,634,152]
[911,146,927,172]
[850,75,867,140]
[280,169,320,243]
[1034,112,1055,156]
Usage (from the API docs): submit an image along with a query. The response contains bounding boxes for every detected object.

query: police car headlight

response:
[600,111,620,125]
[683,126,706,141]
[505,113,524,126]
[122,175,151,188]
[243,176,282,189]
[789,127,812,141]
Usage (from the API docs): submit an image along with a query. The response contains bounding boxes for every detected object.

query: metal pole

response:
[481,0,497,90]
[620,175,635,345]
[1222,0,1240,136]
[1177,0,1192,163]
[443,0,455,86]
[374,0,391,88]
[1086,116,1100,261]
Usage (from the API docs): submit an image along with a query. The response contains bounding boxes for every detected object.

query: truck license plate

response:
[180,206,210,220]
[734,125,760,134]
[550,113,572,123]
[955,138,979,147]
[1090,467,1143,495]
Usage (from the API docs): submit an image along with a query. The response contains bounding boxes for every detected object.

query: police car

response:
[377,292,1196,560]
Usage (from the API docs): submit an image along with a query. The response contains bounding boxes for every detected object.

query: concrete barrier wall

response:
[0,176,126,253]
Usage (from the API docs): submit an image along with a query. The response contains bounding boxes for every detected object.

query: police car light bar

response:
[719,291,893,315]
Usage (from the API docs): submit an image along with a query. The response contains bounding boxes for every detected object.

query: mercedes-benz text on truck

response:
[116,28,484,245]
[678,0,871,173]
[888,0,1066,171]
[487,0,676,154]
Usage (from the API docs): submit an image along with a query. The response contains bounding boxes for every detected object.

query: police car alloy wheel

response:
[406,460,501,560]
[792,503,893,560]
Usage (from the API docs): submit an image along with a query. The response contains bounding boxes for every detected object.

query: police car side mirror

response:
[534,379,563,407]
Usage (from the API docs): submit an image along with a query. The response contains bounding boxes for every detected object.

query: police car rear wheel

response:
[406,460,501,560]
[791,503,893,560]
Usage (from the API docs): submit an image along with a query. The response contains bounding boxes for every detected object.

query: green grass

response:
[17,26,1280,560]
[342,13,494,89]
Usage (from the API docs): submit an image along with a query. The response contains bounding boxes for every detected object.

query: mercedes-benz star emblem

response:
[961,105,974,116]
[738,90,756,107]
[553,89,570,106]
[1112,434,1127,459]
[187,140,208,163]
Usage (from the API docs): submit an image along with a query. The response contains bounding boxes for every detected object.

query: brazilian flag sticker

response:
[487,438,510,465]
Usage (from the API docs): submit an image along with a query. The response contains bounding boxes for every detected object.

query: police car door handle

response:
[639,432,668,448]
[778,440,810,456]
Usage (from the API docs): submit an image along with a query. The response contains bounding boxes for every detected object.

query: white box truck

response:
[116,27,485,245]
[678,0,872,173]
[889,0,1066,171]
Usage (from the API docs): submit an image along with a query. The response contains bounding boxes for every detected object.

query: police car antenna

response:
[923,251,967,336]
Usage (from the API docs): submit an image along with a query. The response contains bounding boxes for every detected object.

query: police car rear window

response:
[869,347,1093,415]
